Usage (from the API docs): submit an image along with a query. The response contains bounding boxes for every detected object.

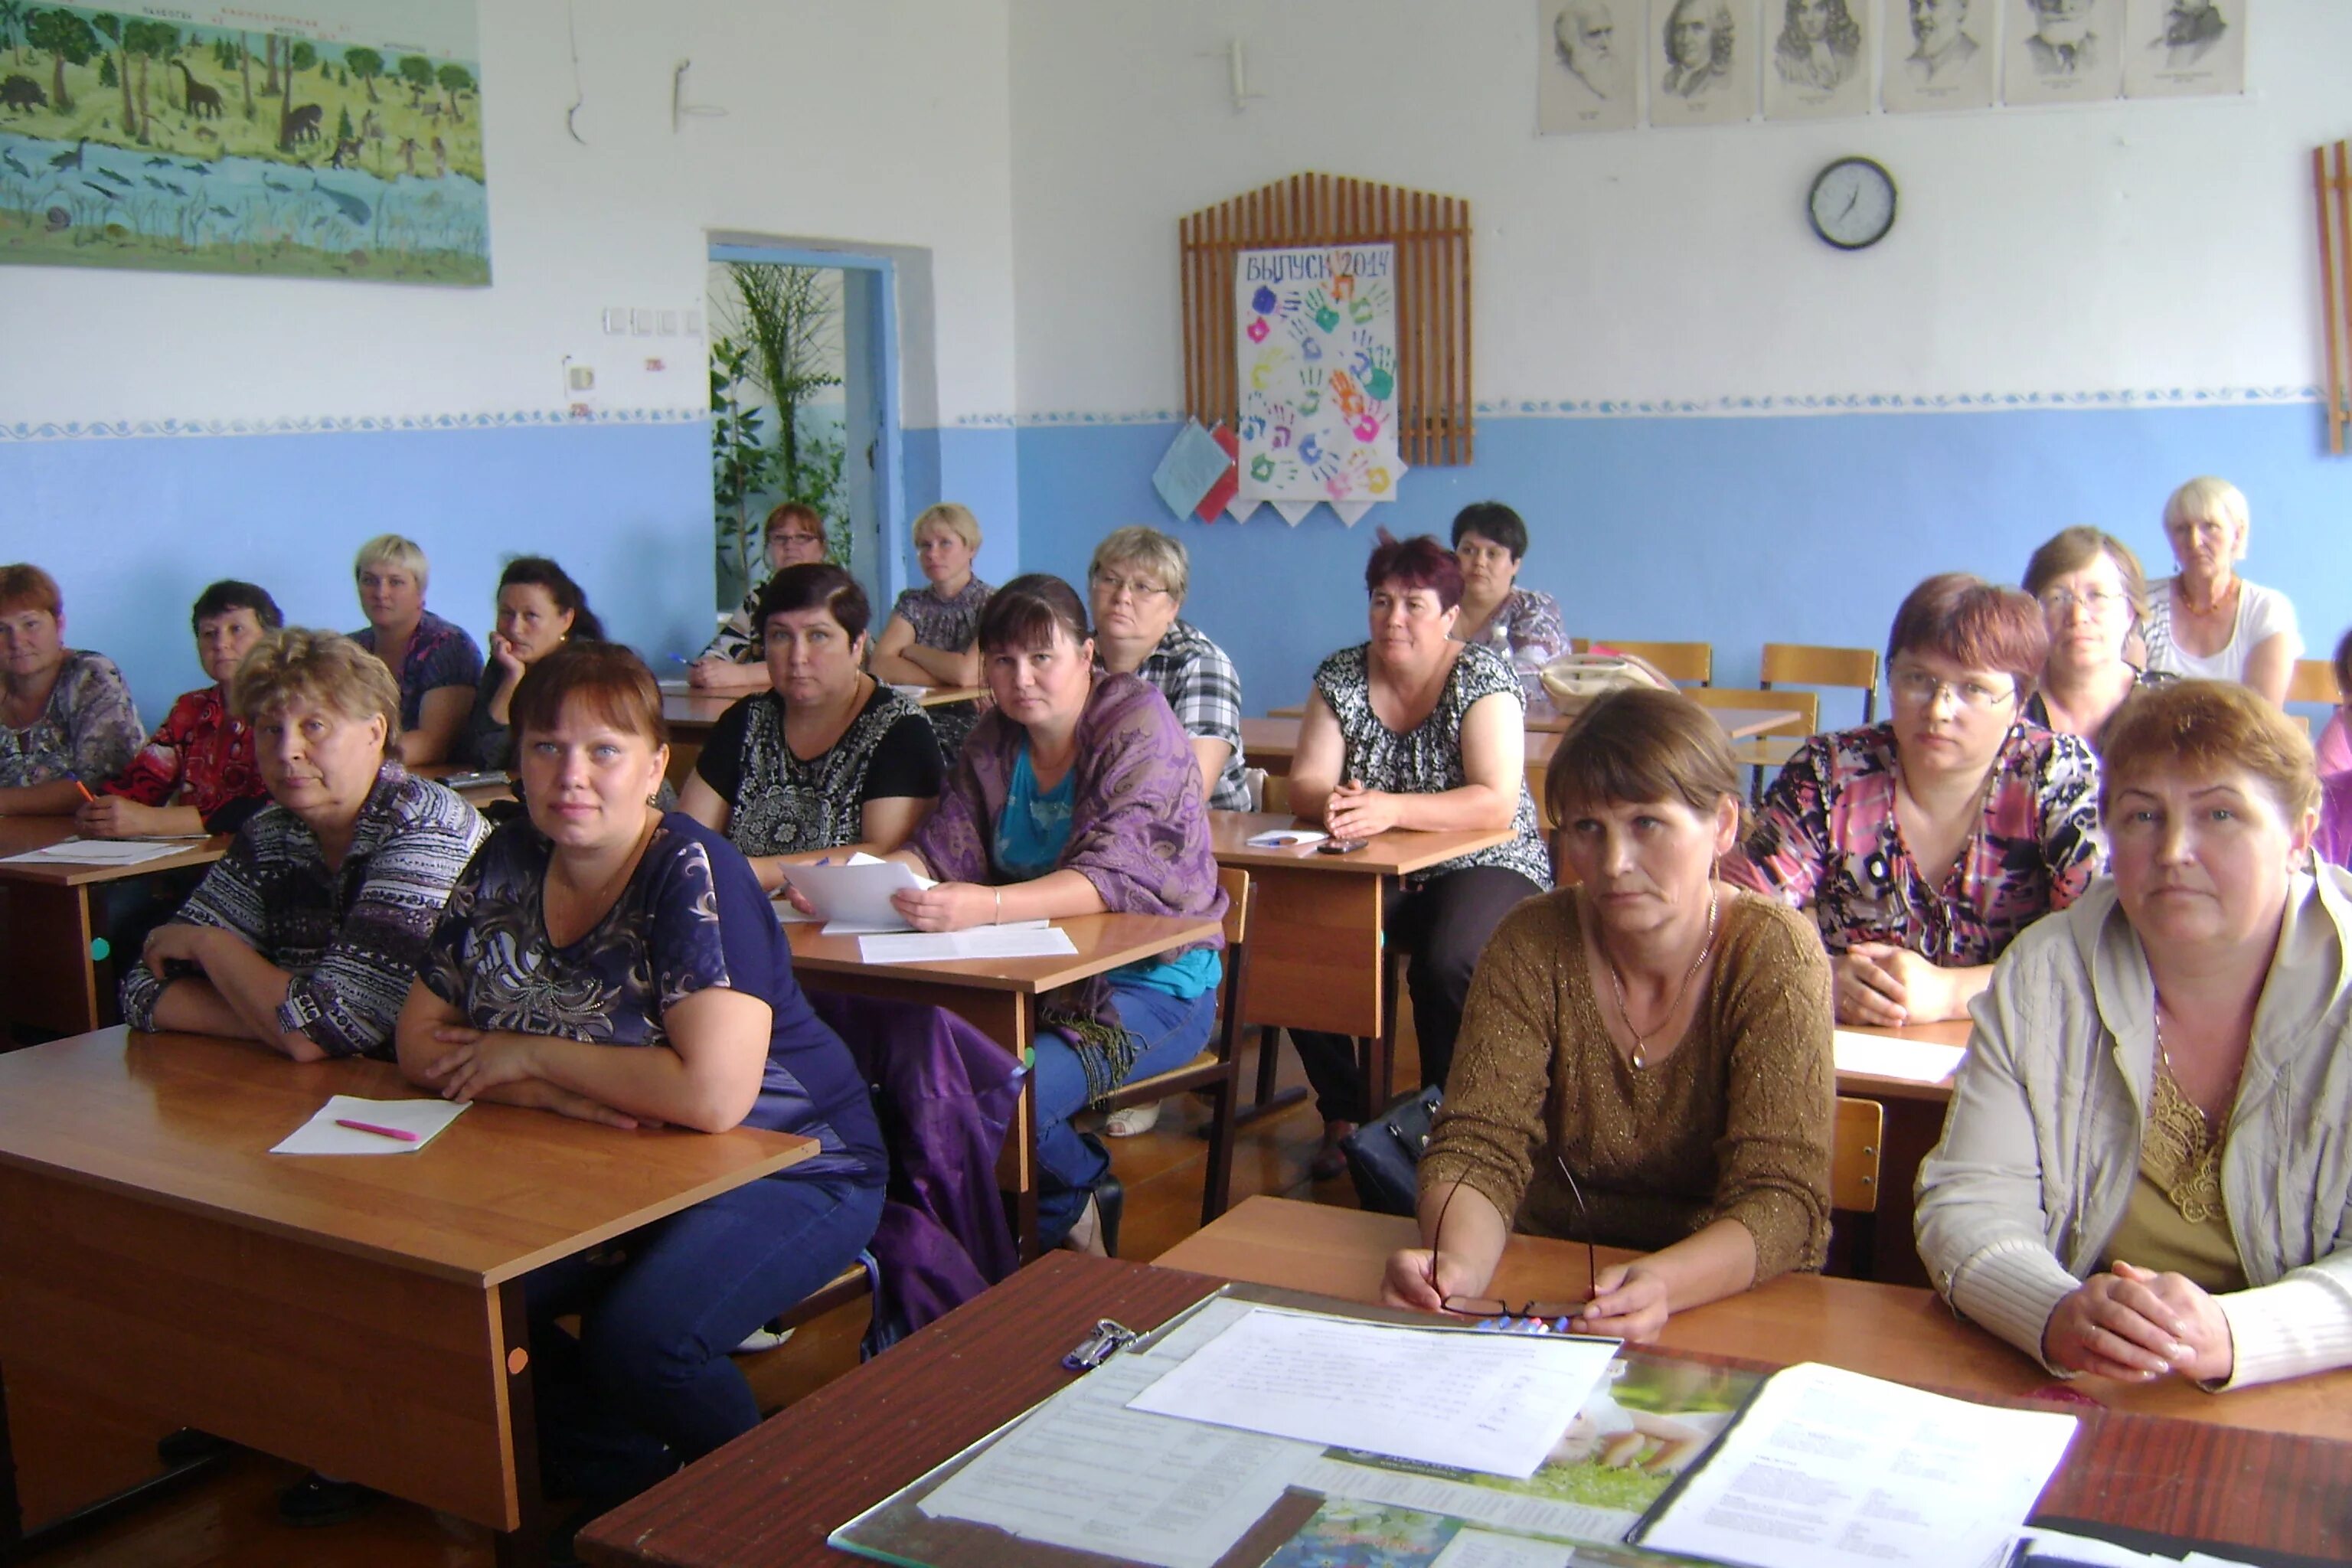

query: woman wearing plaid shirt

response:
[1086,526,1250,811]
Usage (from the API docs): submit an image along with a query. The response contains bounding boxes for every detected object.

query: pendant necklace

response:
[1603,884,1719,1070]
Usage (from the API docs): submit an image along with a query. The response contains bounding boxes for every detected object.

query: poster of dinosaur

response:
[0,0,488,285]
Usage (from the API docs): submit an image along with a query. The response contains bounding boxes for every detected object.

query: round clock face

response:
[1808,158,1896,250]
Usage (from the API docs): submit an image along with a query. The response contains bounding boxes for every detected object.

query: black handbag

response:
[1340,1085,1444,1216]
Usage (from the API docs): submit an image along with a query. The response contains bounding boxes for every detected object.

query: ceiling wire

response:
[565,0,587,144]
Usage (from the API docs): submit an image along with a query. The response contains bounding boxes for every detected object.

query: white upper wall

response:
[1008,0,2347,414]
[0,0,1017,428]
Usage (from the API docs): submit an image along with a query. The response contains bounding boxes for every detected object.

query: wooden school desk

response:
[0,817,226,1037]
[784,910,1222,1259]
[1256,704,1804,737]
[1834,1017,1969,1286]
[577,1246,2352,1568]
[0,1027,816,1566]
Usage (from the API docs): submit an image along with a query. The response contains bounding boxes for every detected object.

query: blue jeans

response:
[1032,980,1217,1246]
[524,1171,884,1508]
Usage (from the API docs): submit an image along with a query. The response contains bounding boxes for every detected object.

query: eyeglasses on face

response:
[1889,667,2016,713]
[1091,570,1171,602]
[1429,1153,1596,1323]
[2037,587,2127,616]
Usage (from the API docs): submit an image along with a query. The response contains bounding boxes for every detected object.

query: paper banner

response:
[1225,496,1264,524]
[1236,244,1402,511]
[1196,423,1240,523]
[1330,501,1374,527]
[1272,501,1318,526]
[1152,419,1233,521]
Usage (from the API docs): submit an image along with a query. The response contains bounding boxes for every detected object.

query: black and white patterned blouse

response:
[890,577,993,759]
[1312,641,1552,890]
[0,649,144,788]
[694,682,944,857]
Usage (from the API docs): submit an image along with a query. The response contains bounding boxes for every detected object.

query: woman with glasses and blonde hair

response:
[1383,687,1834,1342]
[2139,476,2301,707]
[1918,681,2352,1391]
[1086,525,1249,810]
[1723,573,2105,1027]
[2019,526,2172,748]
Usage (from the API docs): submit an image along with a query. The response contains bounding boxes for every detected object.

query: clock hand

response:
[1839,188,1858,219]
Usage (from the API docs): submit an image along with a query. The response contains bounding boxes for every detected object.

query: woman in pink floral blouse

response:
[1723,573,2105,1027]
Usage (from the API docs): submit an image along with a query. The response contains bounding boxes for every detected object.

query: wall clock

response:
[1808,157,1897,250]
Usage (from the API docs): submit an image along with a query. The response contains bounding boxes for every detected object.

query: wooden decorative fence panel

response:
[1180,173,1475,467]
[2318,142,2352,455]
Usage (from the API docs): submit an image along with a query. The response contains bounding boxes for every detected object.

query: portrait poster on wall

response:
[2002,0,2126,105]
[1234,244,1405,521]
[0,0,488,284]
[1648,0,1759,128]
[1538,0,1639,133]
[1880,0,1998,112]
[2123,0,2244,97]
[1762,0,1873,119]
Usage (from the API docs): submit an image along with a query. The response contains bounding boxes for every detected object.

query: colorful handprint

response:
[1236,243,1400,510]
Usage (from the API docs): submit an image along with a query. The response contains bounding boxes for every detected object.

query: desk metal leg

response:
[1230,1026,1308,1129]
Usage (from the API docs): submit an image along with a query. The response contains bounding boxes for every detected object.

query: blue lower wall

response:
[1,420,712,720]
[1017,405,2352,726]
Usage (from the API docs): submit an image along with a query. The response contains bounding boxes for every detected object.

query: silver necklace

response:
[1603,884,1719,1070]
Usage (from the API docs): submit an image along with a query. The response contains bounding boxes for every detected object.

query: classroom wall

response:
[0,0,1019,717]
[1004,0,2352,712]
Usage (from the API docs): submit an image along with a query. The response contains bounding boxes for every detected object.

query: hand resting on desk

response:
[2042,1260,2234,1385]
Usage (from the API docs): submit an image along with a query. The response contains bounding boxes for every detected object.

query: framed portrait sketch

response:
[2123,0,2245,97]
[1881,0,1998,112]
[2003,0,2125,105]
[1648,0,1758,127]
[1540,0,1641,133]
[1762,0,1873,119]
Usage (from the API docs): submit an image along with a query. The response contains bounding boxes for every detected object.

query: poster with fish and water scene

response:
[0,0,487,284]
[1235,243,1405,519]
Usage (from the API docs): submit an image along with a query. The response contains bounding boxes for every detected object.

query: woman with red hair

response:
[1724,573,2105,1027]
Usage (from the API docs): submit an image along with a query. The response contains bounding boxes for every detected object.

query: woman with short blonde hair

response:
[119,628,488,1063]
[348,534,482,767]
[871,502,993,755]
[2139,477,2301,706]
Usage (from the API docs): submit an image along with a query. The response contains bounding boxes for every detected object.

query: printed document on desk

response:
[1125,1306,1615,1479]
[1628,1361,2077,1568]
[0,835,203,866]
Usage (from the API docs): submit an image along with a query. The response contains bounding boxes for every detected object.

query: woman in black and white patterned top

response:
[1287,533,1552,1178]
[678,565,943,893]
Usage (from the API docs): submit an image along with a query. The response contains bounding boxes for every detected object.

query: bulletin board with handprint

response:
[1180,174,1474,496]
[1235,244,1402,512]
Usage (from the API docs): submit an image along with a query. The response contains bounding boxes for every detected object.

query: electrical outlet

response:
[631,308,655,336]
[684,309,704,337]
[567,365,596,391]
[602,308,627,335]
[658,309,679,335]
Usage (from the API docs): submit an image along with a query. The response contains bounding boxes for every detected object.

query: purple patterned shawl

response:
[910,672,1227,1095]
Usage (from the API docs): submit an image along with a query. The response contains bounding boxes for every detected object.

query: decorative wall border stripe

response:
[980,386,2321,427]
[0,407,711,443]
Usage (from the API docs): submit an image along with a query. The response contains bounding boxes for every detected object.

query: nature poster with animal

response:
[1234,243,1404,518]
[0,0,488,284]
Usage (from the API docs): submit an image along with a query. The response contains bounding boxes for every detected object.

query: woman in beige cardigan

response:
[1916,679,2352,1390]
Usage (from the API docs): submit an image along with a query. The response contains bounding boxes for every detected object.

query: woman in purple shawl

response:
[886,574,1227,1255]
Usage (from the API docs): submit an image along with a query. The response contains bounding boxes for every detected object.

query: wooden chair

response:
[1571,639,1713,686]
[1829,1096,1885,1280]
[2288,658,2341,707]
[1686,687,1820,804]
[1762,643,1880,727]
[767,1257,874,1338]
[1094,867,1257,1231]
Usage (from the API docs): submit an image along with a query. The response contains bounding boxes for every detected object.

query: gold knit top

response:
[2099,1062,2247,1292]
[1419,888,1837,1280]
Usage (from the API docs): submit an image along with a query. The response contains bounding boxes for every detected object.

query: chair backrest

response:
[1762,643,1881,726]
[1681,684,1819,737]
[1217,864,1250,949]
[1212,866,1255,1061]
[1571,638,1713,685]
[1831,1095,1883,1214]
[2288,658,2341,707]
[1241,766,1270,812]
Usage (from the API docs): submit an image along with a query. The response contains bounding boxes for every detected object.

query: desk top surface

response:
[1242,714,1559,766]
[1207,811,1514,875]
[1255,706,1802,740]
[578,1244,2352,1568]
[785,910,1223,995]
[1836,1017,1970,1101]
[0,815,227,887]
[0,1028,816,1286]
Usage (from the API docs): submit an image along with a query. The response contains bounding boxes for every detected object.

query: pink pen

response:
[335,1118,420,1143]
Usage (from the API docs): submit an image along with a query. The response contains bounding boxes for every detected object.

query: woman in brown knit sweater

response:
[1384,687,1836,1341]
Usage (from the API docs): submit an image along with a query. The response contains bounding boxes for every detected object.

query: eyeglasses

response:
[771,532,825,550]
[1428,1152,1596,1325]
[1091,570,1171,602]
[1889,668,2016,713]
[2037,587,2128,616]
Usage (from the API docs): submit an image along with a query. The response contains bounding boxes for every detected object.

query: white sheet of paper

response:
[857,927,1080,965]
[1833,1030,1967,1083]
[1633,1361,2078,1568]
[918,1349,1318,1568]
[1429,1530,1577,1568]
[785,854,932,933]
[1124,1307,1615,1479]
[0,836,202,865]
[270,1095,471,1155]
[1246,828,1328,848]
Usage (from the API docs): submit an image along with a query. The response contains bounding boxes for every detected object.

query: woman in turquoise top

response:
[890,574,1228,1255]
